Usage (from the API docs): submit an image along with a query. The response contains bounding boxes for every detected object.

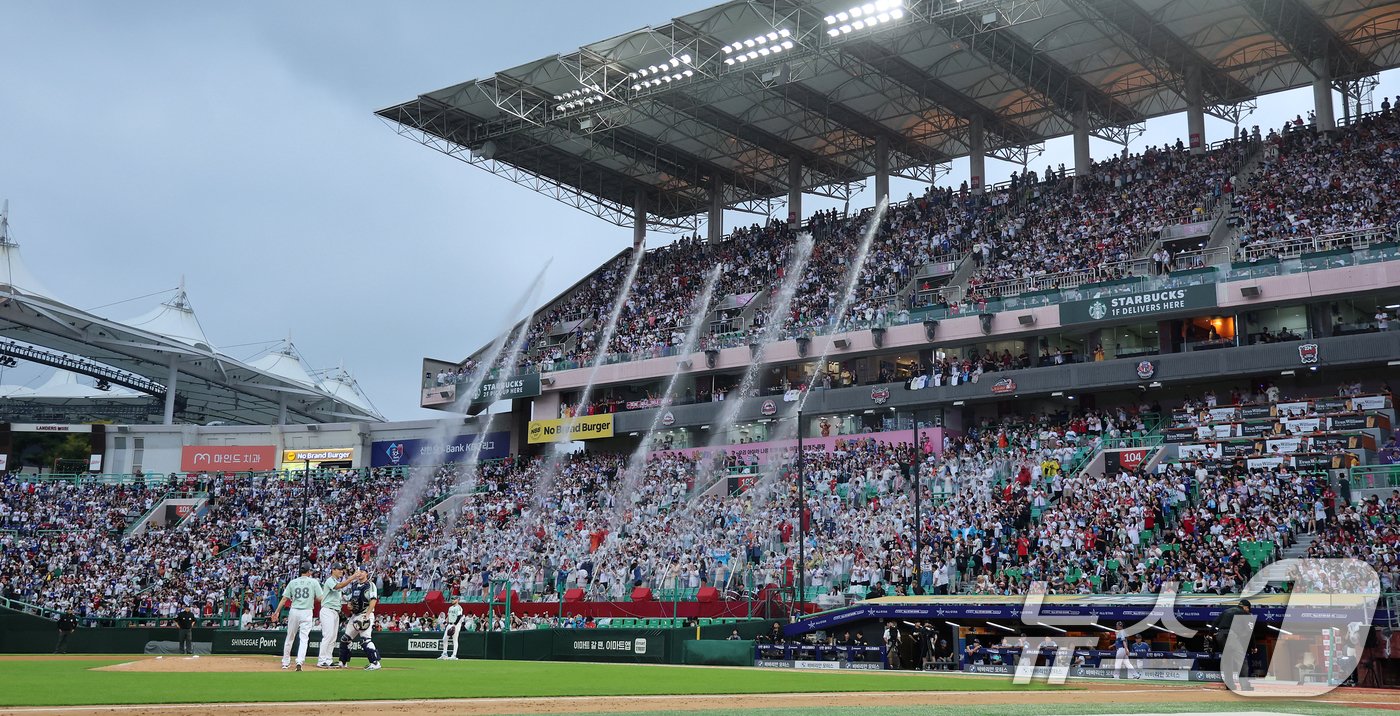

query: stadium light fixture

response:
[826,0,904,37]
[986,621,1015,632]
[1035,623,1066,634]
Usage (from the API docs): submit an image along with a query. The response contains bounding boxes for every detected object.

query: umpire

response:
[175,606,197,656]
[55,611,78,654]
[1212,599,1254,690]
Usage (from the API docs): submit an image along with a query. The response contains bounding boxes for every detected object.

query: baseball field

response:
[0,656,1396,716]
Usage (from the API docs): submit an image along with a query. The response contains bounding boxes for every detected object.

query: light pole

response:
[299,457,311,564]
[912,413,921,593]
[796,408,805,614]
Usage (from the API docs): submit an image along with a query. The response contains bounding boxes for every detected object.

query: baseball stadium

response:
[4,0,1400,715]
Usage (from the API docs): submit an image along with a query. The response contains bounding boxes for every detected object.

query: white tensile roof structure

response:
[0,204,384,425]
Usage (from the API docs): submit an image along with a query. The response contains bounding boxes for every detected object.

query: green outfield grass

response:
[0,657,1058,706]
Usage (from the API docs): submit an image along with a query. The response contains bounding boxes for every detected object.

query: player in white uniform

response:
[439,595,465,659]
[340,571,382,670]
[316,566,360,668]
[1112,621,1141,679]
[272,562,325,671]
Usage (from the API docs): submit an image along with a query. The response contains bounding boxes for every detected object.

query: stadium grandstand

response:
[5,0,1400,695]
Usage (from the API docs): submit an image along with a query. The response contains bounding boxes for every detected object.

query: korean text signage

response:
[371,432,509,467]
[1060,284,1217,325]
[281,448,354,463]
[181,445,277,472]
[527,414,614,444]
[469,373,541,405]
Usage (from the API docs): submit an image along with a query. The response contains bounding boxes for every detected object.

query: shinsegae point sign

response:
[1060,284,1217,325]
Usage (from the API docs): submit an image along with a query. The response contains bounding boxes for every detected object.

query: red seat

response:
[631,586,653,602]
[564,588,585,602]
[696,586,719,603]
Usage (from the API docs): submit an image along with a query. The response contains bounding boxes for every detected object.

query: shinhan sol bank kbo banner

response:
[370,432,510,468]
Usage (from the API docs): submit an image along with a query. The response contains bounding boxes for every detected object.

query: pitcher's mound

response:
[95,656,290,673]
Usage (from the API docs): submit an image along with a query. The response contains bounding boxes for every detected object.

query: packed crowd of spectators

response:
[2,388,1393,625]
[965,139,1246,298]
[1234,109,1400,260]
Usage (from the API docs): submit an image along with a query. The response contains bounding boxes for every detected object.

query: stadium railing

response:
[0,596,241,628]
[1349,464,1400,490]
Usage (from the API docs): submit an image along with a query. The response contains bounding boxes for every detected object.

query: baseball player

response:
[272,562,325,671]
[316,566,360,668]
[339,571,382,670]
[1111,620,1141,679]
[439,594,465,660]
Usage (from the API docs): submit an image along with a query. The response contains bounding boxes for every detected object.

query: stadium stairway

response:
[1280,533,1317,560]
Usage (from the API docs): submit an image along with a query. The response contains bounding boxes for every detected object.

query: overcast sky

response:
[2,1,1396,420]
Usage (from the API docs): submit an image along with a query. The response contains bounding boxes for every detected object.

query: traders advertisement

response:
[527,414,614,444]
[1059,284,1217,325]
[371,432,509,467]
[469,373,541,405]
[180,445,277,472]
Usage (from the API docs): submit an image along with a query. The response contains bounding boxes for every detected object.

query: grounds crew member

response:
[55,611,77,654]
[174,605,197,656]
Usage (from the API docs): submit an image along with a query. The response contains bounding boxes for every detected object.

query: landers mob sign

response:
[1060,284,1217,325]
[527,414,614,444]
[181,446,277,472]
[469,373,541,405]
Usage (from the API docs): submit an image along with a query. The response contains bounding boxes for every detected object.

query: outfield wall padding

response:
[683,639,754,666]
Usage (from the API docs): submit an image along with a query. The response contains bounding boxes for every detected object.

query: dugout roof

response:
[378,0,1400,232]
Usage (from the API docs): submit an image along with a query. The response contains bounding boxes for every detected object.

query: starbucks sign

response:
[1060,284,1216,325]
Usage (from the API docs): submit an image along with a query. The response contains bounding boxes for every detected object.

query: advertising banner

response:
[1059,284,1217,325]
[181,445,278,472]
[469,373,541,406]
[1351,395,1389,410]
[551,631,667,663]
[755,659,884,670]
[1282,418,1321,435]
[370,432,510,468]
[1240,405,1274,420]
[281,448,354,464]
[527,415,614,444]
[1178,444,1223,460]
[1313,398,1350,413]
[1208,407,1239,422]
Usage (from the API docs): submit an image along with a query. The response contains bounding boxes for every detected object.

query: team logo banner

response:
[1059,284,1217,325]
[371,432,510,467]
[527,414,614,444]
[181,445,277,472]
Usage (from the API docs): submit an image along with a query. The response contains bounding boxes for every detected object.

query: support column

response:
[1312,58,1336,133]
[787,155,803,227]
[163,355,178,426]
[968,115,986,196]
[708,176,724,243]
[873,136,890,205]
[278,392,288,426]
[1073,102,1091,194]
[632,191,647,251]
[1186,67,1206,155]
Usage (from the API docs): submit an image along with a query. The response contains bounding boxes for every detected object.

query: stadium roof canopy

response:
[0,207,384,425]
[378,0,1400,232]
